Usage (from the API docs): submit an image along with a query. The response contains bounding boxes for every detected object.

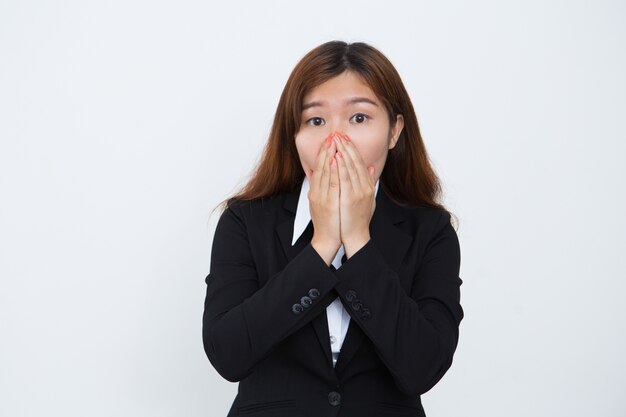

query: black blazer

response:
[202,182,464,417]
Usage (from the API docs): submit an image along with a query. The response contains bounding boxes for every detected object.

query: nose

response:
[325,117,348,135]
[325,129,346,141]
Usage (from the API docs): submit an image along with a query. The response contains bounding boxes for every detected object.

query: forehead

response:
[303,71,378,103]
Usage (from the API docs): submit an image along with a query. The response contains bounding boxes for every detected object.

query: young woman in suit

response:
[203,40,464,417]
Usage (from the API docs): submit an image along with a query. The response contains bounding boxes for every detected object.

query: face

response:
[294,70,404,182]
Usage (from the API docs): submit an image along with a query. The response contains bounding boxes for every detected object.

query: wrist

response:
[342,234,370,258]
[311,237,340,266]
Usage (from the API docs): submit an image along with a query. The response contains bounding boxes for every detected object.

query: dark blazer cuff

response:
[243,242,340,349]
[332,239,390,321]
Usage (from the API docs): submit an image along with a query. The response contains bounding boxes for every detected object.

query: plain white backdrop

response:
[1,1,625,416]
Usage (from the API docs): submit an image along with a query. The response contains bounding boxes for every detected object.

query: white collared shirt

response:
[292,176,380,367]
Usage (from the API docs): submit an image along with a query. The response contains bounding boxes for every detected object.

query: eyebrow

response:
[302,97,380,110]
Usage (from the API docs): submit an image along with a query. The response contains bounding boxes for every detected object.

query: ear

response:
[388,114,404,150]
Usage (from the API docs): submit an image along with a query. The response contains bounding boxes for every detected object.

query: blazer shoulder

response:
[398,203,451,229]
[220,193,289,224]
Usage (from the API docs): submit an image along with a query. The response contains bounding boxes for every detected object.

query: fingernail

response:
[337,151,343,158]
[344,134,351,143]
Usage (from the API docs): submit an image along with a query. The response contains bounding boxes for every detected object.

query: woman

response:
[202,40,464,417]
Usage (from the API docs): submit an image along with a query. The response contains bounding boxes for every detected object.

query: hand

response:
[333,132,377,258]
[307,132,341,266]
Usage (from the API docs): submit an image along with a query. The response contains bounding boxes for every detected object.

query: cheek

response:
[352,140,388,167]
[346,126,388,160]
[295,135,322,170]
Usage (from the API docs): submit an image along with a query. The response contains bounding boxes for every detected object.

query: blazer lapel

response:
[275,185,335,366]
[275,184,311,263]
[275,183,414,372]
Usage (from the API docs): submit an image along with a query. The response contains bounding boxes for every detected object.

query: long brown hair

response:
[211,40,457,227]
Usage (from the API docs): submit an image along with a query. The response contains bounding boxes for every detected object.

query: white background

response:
[1,1,625,416]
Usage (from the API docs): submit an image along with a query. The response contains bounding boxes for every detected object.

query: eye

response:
[350,113,370,124]
[306,117,325,127]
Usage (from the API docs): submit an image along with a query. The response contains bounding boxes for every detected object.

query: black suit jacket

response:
[202,182,464,417]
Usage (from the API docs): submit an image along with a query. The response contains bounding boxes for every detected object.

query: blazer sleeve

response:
[202,202,339,382]
[333,210,464,396]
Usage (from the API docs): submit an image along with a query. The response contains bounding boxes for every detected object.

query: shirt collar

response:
[292,176,380,246]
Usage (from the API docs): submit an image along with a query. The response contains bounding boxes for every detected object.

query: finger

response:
[313,132,333,174]
[333,133,360,192]
[329,152,340,195]
[321,138,337,197]
[311,137,326,186]
[314,132,334,191]
[333,139,353,193]
[341,134,373,191]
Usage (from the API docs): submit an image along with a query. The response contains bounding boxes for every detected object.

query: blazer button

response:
[328,391,341,406]
[351,300,362,311]
[300,296,312,307]
[308,288,320,299]
[360,307,371,320]
[345,290,357,302]
[292,303,304,314]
